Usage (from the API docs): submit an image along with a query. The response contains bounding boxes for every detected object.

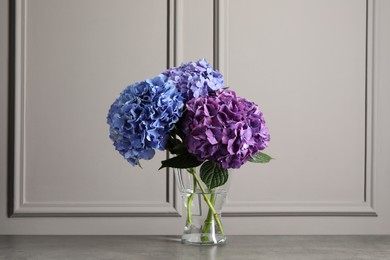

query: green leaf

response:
[166,134,181,151]
[173,125,186,141]
[159,153,202,170]
[137,161,143,169]
[169,143,187,155]
[200,161,228,190]
[248,152,273,163]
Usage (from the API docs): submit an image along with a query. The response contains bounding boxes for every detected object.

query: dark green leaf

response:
[200,161,228,190]
[248,152,273,163]
[174,127,185,141]
[169,143,187,155]
[137,161,143,169]
[159,153,202,170]
[166,134,181,151]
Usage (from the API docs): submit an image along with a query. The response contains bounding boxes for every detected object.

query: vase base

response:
[181,233,226,246]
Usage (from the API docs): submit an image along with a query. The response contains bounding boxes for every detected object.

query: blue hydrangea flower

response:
[107,74,184,166]
[163,58,224,102]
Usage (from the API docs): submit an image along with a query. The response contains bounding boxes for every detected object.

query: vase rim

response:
[179,188,229,195]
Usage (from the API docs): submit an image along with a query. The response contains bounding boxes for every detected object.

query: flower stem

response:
[186,172,197,225]
[190,172,225,236]
[201,191,216,235]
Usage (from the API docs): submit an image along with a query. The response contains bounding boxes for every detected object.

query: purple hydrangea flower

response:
[107,74,184,166]
[181,89,270,169]
[163,58,224,102]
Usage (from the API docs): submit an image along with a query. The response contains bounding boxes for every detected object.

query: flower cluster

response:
[164,58,224,102]
[107,58,270,170]
[107,74,184,166]
[181,89,270,169]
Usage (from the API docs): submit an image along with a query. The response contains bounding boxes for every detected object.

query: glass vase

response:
[174,167,230,246]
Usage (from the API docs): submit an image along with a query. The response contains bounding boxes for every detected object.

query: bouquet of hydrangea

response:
[107,59,271,243]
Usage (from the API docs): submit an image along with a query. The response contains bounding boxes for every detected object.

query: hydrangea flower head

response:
[107,74,184,166]
[164,58,224,102]
[181,89,270,169]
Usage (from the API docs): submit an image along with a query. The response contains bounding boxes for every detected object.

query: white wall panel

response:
[11,0,178,216]
[183,0,213,63]
[219,0,374,216]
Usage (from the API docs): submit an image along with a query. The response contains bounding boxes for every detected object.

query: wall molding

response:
[222,201,376,217]
[215,0,377,217]
[8,0,183,217]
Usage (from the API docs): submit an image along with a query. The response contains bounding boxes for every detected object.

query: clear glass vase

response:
[174,167,230,246]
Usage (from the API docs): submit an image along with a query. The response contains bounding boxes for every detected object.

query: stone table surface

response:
[0,235,390,260]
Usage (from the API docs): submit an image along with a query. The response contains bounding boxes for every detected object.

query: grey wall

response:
[1,0,390,235]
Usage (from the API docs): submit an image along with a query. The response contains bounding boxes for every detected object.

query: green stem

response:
[190,172,225,236]
[201,191,216,234]
[186,172,197,225]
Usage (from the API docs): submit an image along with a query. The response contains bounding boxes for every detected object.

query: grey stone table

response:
[1,235,390,260]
